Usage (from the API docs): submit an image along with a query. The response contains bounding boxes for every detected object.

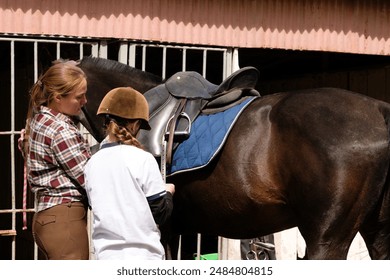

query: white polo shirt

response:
[84,142,167,260]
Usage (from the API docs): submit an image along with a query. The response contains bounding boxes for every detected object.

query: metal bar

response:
[182,48,187,71]
[0,209,35,214]
[218,237,222,260]
[202,49,207,77]
[232,48,240,71]
[0,37,93,44]
[10,40,16,260]
[0,131,21,135]
[125,42,226,52]
[162,46,167,80]
[177,235,182,260]
[128,44,136,67]
[141,45,146,71]
[99,41,108,58]
[79,43,84,60]
[224,48,232,78]
[34,41,38,82]
[0,230,17,237]
[87,209,95,259]
[196,234,202,260]
[33,40,39,260]
[91,42,99,57]
[118,41,128,64]
[56,41,61,59]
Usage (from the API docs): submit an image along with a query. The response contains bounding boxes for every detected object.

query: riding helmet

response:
[97,87,151,130]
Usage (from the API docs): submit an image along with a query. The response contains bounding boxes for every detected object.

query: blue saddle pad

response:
[167,97,257,176]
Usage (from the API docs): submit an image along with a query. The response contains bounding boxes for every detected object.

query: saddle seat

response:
[138,66,260,159]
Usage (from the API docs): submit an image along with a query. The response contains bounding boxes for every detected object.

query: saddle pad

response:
[167,97,257,176]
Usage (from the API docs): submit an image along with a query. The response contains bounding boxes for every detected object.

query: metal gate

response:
[0,35,234,260]
[0,36,100,259]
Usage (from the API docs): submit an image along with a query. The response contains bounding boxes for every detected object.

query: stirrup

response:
[164,112,191,142]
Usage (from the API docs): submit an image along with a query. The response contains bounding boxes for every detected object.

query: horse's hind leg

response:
[297,158,388,259]
[299,191,371,260]
[300,228,356,260]
[360,223,390,260]
[296,183,363,259]
[360,188,390,260]
[300,186,384,260]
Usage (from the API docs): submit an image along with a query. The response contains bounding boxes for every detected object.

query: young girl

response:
[84,87,175,260]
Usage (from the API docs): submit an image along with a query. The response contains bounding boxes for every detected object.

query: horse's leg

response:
[300,174,383,260]
[359,106,390,259]
[296,177,374,259]
[290,144,387,259]
[299,211,356,259]
[301,229,355,260]
[360,183,390,260]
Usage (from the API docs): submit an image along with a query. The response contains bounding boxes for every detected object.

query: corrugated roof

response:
[1,0,389,55]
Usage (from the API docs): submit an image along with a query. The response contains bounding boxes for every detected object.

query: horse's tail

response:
[380,102,390,183]
[378,101,390,205]
[366,101,390,259]
[382,100,390,186]
[382,102,390,256]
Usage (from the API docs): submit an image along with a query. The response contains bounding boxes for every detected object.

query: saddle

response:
[137,67,260,163]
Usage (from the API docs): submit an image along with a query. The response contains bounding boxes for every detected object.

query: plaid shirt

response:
[27,106,91,212]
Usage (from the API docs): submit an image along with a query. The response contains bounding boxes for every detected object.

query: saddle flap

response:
[166,71,218,99]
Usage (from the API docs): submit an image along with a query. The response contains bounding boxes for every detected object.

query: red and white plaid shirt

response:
[27,106,91,212]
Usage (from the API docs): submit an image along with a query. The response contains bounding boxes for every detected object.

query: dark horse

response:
[78,56,390,259]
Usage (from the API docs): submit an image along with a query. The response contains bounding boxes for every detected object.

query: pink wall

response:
[1,0,389,55]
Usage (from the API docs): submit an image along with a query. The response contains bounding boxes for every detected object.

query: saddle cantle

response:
[138,67,260,160]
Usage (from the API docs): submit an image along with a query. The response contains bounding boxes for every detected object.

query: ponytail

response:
[105,118,144,149]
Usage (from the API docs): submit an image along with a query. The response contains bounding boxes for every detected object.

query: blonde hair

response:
[24,59,86,135]
[105,118,144,149]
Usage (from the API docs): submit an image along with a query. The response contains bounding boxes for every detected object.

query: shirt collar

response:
[101,141,121,150]
[40,106,75,125]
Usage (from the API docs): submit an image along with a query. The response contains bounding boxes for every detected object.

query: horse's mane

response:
[78,56,163,84]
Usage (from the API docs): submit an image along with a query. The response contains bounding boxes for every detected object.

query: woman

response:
[84,87,175,260]
[25,60,91,260]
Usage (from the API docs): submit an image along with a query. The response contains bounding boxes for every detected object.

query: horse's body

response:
[78,57,390,259]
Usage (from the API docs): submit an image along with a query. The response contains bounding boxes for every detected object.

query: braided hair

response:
[104,115,144,149]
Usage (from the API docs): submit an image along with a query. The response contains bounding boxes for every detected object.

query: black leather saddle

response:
[138,67,260,160]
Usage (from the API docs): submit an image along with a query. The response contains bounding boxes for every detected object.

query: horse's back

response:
[264,87,388,139]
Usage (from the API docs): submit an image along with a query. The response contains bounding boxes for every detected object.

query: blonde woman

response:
[25,60,91,259]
